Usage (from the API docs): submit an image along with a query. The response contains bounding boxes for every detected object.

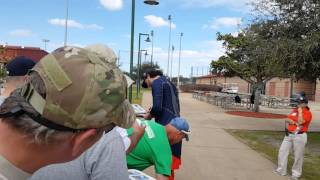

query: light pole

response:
[117,50,121,66]
[143,50,149,63]
[178,32,183,89]
[138,49,148,96]
[139,50,149,64]
[64,0,69,47]
[129,0,159,103]
[170,45,175,81]
[136,33,151,99]
[42,39,50,51]
[167,15,172,76]
[150,30,154,66]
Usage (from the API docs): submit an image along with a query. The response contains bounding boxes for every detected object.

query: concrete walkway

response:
[142,92,289,180]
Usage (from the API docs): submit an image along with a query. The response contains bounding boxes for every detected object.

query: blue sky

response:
[0,0,253,77]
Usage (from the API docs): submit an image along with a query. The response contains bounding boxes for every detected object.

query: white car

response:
[222,86,239,94]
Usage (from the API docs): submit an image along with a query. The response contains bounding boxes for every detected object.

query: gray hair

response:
[0,72,72,144]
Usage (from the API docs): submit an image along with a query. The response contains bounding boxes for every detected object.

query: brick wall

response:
[0,46,48,63]
[315,79,320,102]
[266,78,316,100]
[265,78,291,97]
[293,79,316,101]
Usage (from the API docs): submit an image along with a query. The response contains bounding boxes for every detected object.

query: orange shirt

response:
[287,107,312,133]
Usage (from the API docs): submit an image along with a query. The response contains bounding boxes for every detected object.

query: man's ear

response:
[70,129,100,158]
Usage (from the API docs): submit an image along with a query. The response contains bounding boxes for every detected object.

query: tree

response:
[211,21,286,112]
[0,64,8,83]
[129,62,161,81]
[252,0,320,81]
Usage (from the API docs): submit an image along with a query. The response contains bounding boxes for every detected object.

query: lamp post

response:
[178,33,183,89]
[143,50,149,63]
[144,0,159,5]
[42,39,50,51]
[136,33,151,99]
[150,30,154,65]
[170,45,174,81]
[117,50,121,66]
[129,0,159,103]
[140,50,149,64]
[167,15,172,76]
[64,0,69,47]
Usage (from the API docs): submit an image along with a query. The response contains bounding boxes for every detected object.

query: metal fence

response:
[192,91,296,110]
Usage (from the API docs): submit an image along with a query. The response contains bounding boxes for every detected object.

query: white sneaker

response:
[273,170,287,176]
[290,176,299,180]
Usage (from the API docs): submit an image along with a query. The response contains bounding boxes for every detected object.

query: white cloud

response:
[144,15,177,29]
[99,0,123,11]
[204,17,242,29]
[48,18,104,30]
[9,29,33,38]
[138,39,224,77]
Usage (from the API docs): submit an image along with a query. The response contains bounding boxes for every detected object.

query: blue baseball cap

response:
[6,56,36,76]
[170,117,191,141]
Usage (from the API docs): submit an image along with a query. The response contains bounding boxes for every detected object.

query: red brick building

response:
[0,45,48,63]
[266,78,315,101]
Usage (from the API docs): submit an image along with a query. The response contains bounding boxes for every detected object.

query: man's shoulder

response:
[0,155,30,180]
[152,77,167,85]
[87,128,124,154]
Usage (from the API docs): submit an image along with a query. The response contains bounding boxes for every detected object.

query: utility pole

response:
[117,50,121,66]
[42,39,50,51]
[150,30,154,65]
[170,45,174,80]
[178,33,183,89]
[64,0,69,47]
[191,66,193,78]
[167,15,172,76]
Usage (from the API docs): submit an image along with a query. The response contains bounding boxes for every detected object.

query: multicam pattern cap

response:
[23,46,135,130]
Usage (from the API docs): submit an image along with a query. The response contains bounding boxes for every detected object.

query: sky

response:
[0,0,254,77]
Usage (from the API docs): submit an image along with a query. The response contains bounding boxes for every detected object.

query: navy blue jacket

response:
[150,76,182,158]
[150,76,180,125]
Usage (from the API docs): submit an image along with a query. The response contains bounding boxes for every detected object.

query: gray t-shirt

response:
[30,128,129,180]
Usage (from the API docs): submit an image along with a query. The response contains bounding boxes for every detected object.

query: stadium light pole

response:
[64,0,69,47]
[150,30,154,65]
[178,32,183,89]
[170,45,174,81]
[42,39,50,51]
[167,15,172,76]
[129,0,159,103]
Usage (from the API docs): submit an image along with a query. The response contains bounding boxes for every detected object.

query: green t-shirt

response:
[127,120,172,176]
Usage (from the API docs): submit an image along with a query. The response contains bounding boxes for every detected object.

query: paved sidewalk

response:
[142,92,289,180]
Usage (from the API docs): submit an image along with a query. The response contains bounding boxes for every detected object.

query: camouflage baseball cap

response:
[20,46,135,130]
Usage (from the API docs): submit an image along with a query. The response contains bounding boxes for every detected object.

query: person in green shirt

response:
[125,117,190,180]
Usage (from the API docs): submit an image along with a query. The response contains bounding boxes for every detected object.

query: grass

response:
[226,130,320,180]
[130,85,150,105]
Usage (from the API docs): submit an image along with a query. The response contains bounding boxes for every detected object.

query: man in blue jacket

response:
[142,69,181,180]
